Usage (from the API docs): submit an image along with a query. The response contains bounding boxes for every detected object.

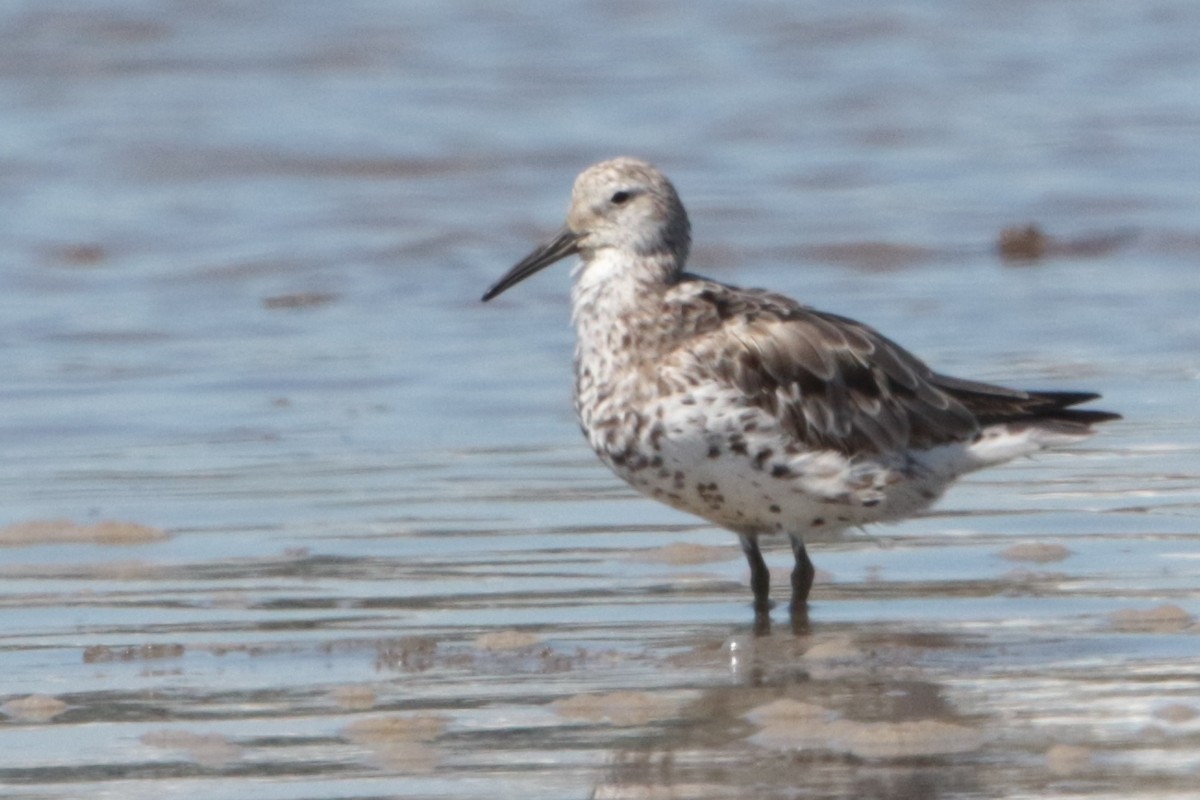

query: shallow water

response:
[2,1,1199,798]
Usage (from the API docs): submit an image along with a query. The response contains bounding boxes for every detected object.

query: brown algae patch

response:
[0,560,166,581]
[835,718,984,759]
[640,542,733,565]
[998,224,1050,260]
[745,698,830,727]
[374,634,586,675]
[83,643,185,663]
[552,691,686,727]
[374,636,441,671]
[53,242,108,266]
[1154,704,1198,724]
[261,291,339,310]
[141,730,242,767]
[998,543,1072,563]
[1045,744,1094,776]
[997,224,1130,262]
[798,634,870,680]
[802,634,864,661]
[0,519,167,547]
[329,685,377,711]
[475,631,541,651]
[2,694,69,722]
[1108,604,1195,633]
[746,698,983,758]
[342,714,447,743]
[342,714,448,773]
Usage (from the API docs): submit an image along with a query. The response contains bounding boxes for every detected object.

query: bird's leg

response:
[739,533,771,617]
[789,534,815,609]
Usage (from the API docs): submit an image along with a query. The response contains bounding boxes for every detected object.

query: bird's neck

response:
[570,248,683,397]
[570,248,679,325]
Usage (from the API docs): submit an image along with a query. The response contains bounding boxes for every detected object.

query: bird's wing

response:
[676,281,981,455]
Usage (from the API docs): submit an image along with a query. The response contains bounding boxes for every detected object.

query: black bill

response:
[482,228,583,302]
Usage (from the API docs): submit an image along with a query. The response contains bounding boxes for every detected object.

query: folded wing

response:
[679,280,1119,456]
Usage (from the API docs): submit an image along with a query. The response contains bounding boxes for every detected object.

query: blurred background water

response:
[1,1,1198,798]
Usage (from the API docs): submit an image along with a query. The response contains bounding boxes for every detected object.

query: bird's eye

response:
[610,191,631,205]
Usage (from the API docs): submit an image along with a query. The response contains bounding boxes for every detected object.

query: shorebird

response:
[482,157,1118,623]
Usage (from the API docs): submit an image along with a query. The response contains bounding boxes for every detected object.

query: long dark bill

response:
[481,228,583,302]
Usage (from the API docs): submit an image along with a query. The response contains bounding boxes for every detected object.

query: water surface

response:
[1,2,1198,798]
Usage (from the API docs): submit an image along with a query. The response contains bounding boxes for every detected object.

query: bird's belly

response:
[581,391,953,540]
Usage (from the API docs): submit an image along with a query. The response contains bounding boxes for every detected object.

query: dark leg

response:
[739,533,771,614]
[789,535,815,607]
[788,536,815,633]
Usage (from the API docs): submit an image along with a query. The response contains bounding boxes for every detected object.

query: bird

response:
[482,157,1119,625]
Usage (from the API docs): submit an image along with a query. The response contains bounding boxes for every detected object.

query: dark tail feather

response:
[1039,406,1123,427]
[1015,390,1122,426]
[932,376,1122,429]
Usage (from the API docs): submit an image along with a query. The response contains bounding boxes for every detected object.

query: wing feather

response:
[670,278,1118,455]
[680,282,980,455]
[661,277,1119,456]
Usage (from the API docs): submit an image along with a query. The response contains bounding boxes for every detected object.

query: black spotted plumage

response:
[677,277,1119,457]
[483,156,1119,625]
